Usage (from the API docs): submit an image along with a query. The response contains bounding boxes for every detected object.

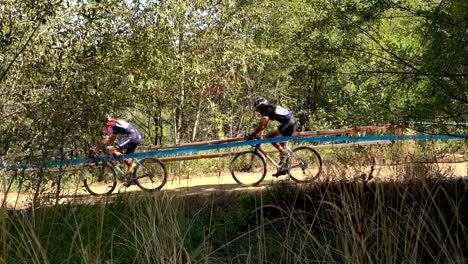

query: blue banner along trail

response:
[0,133,466,171]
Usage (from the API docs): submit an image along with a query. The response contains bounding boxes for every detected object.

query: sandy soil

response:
[1,161,466,209]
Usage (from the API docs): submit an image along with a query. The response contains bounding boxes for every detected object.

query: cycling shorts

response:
[276,119,297,136]
[115,133,142,154]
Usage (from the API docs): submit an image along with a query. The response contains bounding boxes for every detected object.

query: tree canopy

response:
[1,0,466,155]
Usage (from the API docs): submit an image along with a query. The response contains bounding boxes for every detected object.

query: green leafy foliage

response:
[0,0,466,157]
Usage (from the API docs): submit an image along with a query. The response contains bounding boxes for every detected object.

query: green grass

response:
[2,175,468,263]
[1,140,467,263]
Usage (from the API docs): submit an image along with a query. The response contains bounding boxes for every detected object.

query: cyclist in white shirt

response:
[246,98,297,176]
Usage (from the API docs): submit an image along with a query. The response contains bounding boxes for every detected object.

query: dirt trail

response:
[1,161,466,209]
[0,172,277,209]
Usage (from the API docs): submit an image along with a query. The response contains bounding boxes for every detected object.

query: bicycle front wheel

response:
[134,158,167,191]
[82,163,117,196]
[288,146,322,183]
[230,151,266,187]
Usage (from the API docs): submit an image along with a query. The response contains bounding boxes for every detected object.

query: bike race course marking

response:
[1,134,466,171]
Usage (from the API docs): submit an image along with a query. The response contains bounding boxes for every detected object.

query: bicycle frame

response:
[250,143,292,169]
[83,150,168,195]
[230,141,322,186]
[90,155,135,179]
[108,160,126,176]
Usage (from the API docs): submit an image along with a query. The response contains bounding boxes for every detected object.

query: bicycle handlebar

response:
[88,146,113,158]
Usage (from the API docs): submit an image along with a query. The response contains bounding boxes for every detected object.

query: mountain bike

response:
[230,142,322,187]
[81,149,167,196]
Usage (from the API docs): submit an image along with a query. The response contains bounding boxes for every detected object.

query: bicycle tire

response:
[82,163,117,196]
[230,151,267,187]
[134,158,168,191]
[288,146,322,183]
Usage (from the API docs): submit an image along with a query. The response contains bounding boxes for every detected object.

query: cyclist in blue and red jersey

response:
[101,114,142,177]
[246,97,297,176]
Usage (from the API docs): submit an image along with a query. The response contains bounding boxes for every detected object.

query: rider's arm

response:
[102,134,117,145]
[252,117,270,136]
[102,122,117,145]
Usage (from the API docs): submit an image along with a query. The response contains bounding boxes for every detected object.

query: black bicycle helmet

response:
[253,97,268,108]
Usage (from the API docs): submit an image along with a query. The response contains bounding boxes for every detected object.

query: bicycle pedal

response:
[123,175,134,187]
[123,181,133,187]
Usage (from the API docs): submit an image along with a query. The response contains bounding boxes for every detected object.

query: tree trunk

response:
[173,108,179,144]
[191,97,203,142]
[153,114,163,146]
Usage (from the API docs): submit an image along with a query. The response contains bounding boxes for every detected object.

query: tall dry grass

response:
[0,140,467,263]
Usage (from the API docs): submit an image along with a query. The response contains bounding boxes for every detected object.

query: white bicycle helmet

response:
[253,97,268,108]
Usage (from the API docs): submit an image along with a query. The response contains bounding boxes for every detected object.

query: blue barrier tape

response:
[0,133,466,171]
[401,120,468,126]
[295,134,467,143]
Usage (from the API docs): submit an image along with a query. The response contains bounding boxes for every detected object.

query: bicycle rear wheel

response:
[230,151,266,187]
[82,163,117,196]
[134,158,167,191]
[288,146,322,183]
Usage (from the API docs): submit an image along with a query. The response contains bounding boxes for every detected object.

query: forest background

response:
[0,1,467,263]
[0,0,467,159]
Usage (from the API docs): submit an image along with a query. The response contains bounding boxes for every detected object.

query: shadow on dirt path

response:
[2,161,466,209]
[0,174,284,209]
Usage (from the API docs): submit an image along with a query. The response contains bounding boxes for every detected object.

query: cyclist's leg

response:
[107,145,122,156]
[115,136,134,167]
[124,144,138,174]
[266,127,289,176]
[265,128,283,151]
[273,122,296,152]
[123,134,142,174]
[115,137,139,186]
[276,122,296,167]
